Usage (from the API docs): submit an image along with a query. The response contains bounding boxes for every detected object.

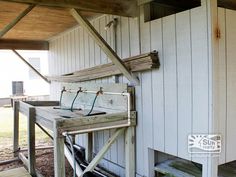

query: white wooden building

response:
[48,1,236,176]
[1,0,236,176]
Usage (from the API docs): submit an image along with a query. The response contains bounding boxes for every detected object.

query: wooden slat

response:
[226,8,236,163]
[0,4,35,38]
[176,10,192,160]
[70,9,140,85]
[0,39,49,50]
[217,7,227,165]
[2,0,138,17]
[48,52,159,82]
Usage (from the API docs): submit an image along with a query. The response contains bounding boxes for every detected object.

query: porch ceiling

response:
[0,1,97,41]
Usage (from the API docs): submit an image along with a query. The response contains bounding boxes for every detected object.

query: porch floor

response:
[0,167,31,177]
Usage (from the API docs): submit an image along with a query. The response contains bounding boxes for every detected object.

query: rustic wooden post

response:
[13,101,19,157]
[85,132,93,162]
[53,122,65,177]
[125,126,135,177]
[27,107,36,176]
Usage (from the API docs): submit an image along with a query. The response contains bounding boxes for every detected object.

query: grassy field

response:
[0,107,51,148]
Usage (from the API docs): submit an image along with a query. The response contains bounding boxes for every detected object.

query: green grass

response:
[0,107,51,147]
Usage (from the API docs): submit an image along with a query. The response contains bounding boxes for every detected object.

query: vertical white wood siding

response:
[48,4,226,176]
[217,8,236,165]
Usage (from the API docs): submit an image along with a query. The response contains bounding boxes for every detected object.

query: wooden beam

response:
[70,8,140,85]
[0,4,35,38]
[27,107,36,176]
[13,101,19,157]
[47,52,159,82]
[0,39,49,50]
[12,50,50,84]
[2,0,138,17]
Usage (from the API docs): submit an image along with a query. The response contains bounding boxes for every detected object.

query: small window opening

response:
[144,0,201,22]
[28,58,41,79]
[154,151,202,177]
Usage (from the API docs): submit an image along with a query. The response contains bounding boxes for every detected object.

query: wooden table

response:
[10,95,28,107]
[13,83,136,177]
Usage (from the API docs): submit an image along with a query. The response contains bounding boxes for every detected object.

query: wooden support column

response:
[85,132,93,162]
[53,125,65,177]
[125,126,135,177]
[12,50,50,84]
[0,4,35,38]
[70,9,140,85]
[207,0,219,176]
[27,107,36,176]
[13,101,19,157]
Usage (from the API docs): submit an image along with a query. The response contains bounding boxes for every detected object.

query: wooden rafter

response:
[2,0,138,17]
[12,50,50,84]
[0,4,35,38]
[70,8,140,85]
[0,39,49,50]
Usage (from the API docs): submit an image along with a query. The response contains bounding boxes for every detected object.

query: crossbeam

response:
[0,4,35,38]
[0,39,49,50]
[12,50,50,84]
[70,9,140,85]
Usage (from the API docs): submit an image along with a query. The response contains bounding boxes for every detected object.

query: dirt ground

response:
[0,143,74,177]
[0,107,75,176]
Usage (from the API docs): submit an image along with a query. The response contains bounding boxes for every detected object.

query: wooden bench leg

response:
[86,132,93,162]
[13,101,19,157]
[125,126,135,177]
[53,125,65,177]
[27,107,36,176]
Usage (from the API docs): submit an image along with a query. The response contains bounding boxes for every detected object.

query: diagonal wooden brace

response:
[82,128,126,176]
[70,9,140,85]
[12,49,50,84]
[0,4,35,38]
